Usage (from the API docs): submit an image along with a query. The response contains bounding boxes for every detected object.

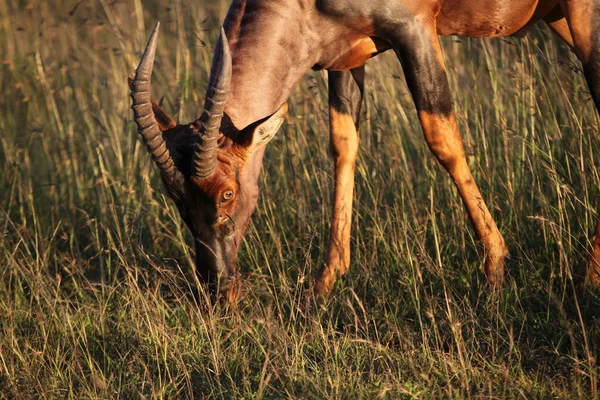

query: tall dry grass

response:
[0,0,599,398]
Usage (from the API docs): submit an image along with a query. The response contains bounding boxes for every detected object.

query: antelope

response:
[130,0,600,303]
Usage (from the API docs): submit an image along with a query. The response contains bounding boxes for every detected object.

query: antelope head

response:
[130,23,287,303]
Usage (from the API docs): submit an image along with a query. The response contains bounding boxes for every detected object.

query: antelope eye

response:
[221,190,234,203]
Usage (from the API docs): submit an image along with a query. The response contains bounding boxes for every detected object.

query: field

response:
[1,0,600,398]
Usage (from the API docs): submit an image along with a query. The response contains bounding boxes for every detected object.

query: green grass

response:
[1,0,600,398]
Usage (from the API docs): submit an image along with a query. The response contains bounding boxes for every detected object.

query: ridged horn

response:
[130,22,176,176]
[193,27,232,180]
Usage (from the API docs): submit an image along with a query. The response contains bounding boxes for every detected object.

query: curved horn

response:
[130,22,176,176]
[193,27,232,180]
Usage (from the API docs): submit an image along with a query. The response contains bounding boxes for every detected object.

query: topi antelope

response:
[130,0,600,303]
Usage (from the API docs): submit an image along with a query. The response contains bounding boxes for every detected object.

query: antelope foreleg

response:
[387,18,508,284]
[315,67,364,297]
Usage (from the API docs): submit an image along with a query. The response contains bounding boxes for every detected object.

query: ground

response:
[0,0,599,398]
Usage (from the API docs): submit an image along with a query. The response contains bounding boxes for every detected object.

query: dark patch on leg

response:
[328,68,365,123]
[379,20,453,116]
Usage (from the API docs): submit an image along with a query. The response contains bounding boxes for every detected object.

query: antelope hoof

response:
[484,247,508,287]
[314,266,338,297]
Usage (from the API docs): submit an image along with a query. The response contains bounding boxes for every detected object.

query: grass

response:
[1,0,599,398]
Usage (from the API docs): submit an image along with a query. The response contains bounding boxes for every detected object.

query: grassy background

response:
[1,0,600,398]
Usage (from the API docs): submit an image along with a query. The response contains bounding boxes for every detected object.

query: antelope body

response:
[131,0,600,302]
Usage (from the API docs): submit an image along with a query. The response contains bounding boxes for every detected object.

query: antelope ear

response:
[240,103,288,152]
[128,77,177,132]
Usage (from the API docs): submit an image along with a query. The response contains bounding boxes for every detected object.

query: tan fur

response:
[325,37,380,71]
[437,0,558,37]
[545,17,574,47]
[419,110,508,285]
[315,108,360,295]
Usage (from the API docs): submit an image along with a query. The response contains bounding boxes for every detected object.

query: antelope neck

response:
[221,0,320,129]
